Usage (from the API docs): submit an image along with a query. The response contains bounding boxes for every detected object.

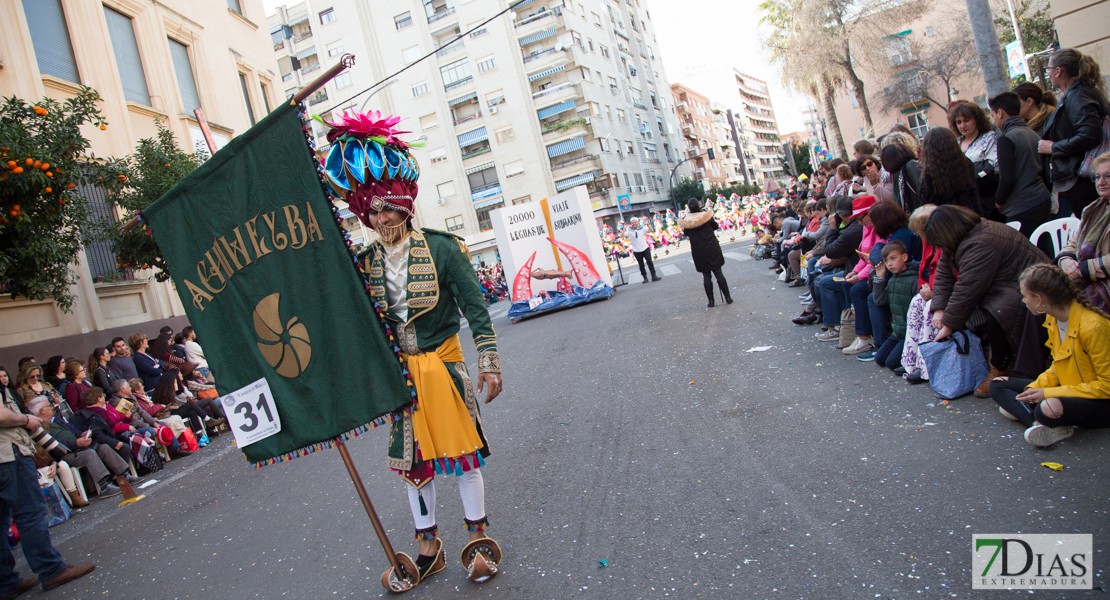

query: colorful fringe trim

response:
[249,106,421,470]
[464,517,489,533]
[251,414,409,468]
[430,452,486,477]
[415,525,439,541]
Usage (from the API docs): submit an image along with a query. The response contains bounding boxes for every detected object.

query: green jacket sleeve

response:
[442,235,500,373]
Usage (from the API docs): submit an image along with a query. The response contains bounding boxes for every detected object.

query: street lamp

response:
[360,79,400,112]
[598,132,625,222]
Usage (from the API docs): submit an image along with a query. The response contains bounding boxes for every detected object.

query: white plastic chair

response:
[1029,217,1081,257]
[1005,221,1021,231]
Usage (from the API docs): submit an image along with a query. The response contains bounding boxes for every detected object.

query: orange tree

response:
[0,87,126,311]
[94,119,200,281]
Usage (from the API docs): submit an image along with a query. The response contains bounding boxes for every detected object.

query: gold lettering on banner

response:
[219,226,253,271]
[285,205,308,249]
[244,215,272,258]
[184,280,214,311]
[181,202,327,311]
[263,211,288,250]
[304,201,324,243]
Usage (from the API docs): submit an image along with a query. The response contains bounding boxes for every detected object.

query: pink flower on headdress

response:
[323,110,411,147]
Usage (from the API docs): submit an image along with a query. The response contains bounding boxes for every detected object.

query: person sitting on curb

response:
[989,264,1110,447]
[28,396,130,500]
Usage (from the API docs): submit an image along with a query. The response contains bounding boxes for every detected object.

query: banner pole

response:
[336,441,402,572]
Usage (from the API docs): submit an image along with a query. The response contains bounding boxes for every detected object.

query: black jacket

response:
[679,211,724,273]
[824,217,864,272]
[71,408,121,448]
[1043,79,1109,182]
[92,364,119,396]
[995,116,1052,217]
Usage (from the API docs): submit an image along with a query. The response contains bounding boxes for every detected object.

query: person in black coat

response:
[678,199,732,307]
[1040,48,1110,218]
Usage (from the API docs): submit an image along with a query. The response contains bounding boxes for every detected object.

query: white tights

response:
[406,468,485,530]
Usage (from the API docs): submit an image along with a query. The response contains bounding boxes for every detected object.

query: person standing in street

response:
[680,198,732,308]
[0,391,96,598]
[628,217,661,284]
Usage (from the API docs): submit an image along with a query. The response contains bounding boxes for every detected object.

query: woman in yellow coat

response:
[989,263,1110,447]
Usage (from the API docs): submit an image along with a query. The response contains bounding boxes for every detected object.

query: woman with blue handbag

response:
[990,264,1110,447]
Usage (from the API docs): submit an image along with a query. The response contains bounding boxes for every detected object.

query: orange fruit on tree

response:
[5,161,13,167]
[65,183,75,189]
[25,158,33,166]
[45,172,52,178]
[58,199,65,205]
[33,161,41,168]
[118,175,126,182]
[44,187,52,193]
[99,125,107,130]
[41,163,49,170]
[12,167,22,174]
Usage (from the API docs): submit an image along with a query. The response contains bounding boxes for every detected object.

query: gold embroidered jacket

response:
[362,228,499,372]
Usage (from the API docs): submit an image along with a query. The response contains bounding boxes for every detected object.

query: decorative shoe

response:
[974,366,1006,398]
[816,327,840,342]
[417,539,446,580]
[999,406,1020,421]
[1024,423,1074,447]
[460,537,502,583]
[380,552,420,593]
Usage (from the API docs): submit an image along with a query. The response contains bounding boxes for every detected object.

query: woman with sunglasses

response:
[1039,48,1109,218]
[16,365,64,415]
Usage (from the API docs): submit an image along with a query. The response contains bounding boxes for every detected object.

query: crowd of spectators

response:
[1,324,226,509]
[762,48,1110,449]
[475,263,509,305]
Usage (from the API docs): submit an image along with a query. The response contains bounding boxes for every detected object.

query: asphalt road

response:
[23,238,1108,600]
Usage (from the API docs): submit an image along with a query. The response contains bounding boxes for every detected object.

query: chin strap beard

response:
[376,221,410,245]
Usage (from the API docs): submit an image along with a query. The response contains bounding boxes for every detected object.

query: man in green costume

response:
[320,111,503,586]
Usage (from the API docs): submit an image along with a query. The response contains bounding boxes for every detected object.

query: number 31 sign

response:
[221,377,282,448]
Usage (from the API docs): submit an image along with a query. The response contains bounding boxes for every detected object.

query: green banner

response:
[141,102,413,466]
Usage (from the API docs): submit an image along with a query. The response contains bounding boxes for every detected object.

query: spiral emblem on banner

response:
[253,293,312,378]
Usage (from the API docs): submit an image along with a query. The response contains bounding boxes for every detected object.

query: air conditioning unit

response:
[489,106,497,114]
[437,197,447,205]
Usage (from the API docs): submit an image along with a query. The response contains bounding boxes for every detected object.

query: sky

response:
[259,0,809,133]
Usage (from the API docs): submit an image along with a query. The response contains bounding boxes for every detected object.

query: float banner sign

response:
[490,202,560,296]
[141,102,412,466]
[548,187,612,286]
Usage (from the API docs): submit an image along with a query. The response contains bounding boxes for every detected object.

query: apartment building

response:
[801,104,822,146]
[708,102,744,186]
[268,0,685,263]
[669,84,726,189]
[1,0,280,350]
[733,70,784,183]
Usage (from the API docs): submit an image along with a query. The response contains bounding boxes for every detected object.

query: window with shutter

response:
[103,7,151,105]
[239,73,256,125]
[168,38,201,114]
[22,0,80,84]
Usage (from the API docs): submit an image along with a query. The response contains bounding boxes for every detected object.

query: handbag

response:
[42,482,72,527]
[134,437,164,472]
[195,387,219,400]
[918,330,989,399]
[1078,116,1110,178]
[178,428,200,452]
[838,308,857,348]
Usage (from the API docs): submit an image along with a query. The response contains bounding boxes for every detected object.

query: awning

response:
[555,172,595,191]
[430,22,460,37]
[528,65,565,81]
[537,99,576,119]
[511,0,539,8]
[519,28,557,45]
[448,91,478,106]
[296,47,318,60]
[338,208,355,219]
[473,196,504,209]
[546,136,585,158]
[457,127,488,147]
[465,161,495,175]
[288,14,309,26]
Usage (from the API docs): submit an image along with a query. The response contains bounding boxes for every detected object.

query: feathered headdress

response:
[319,110,421,223]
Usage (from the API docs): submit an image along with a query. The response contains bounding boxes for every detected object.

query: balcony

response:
[444,76,474,92]
[460,145,491,161]
[632,99,647,110]
[301,63,320,74]
[550,153,599,174]
[532,81,581,108]
[436,39,465,60]
[522,48,568,73]
[514,6,563,37]
[428,7,456,23]
[453,112,482,126]
[470,183,502,202]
